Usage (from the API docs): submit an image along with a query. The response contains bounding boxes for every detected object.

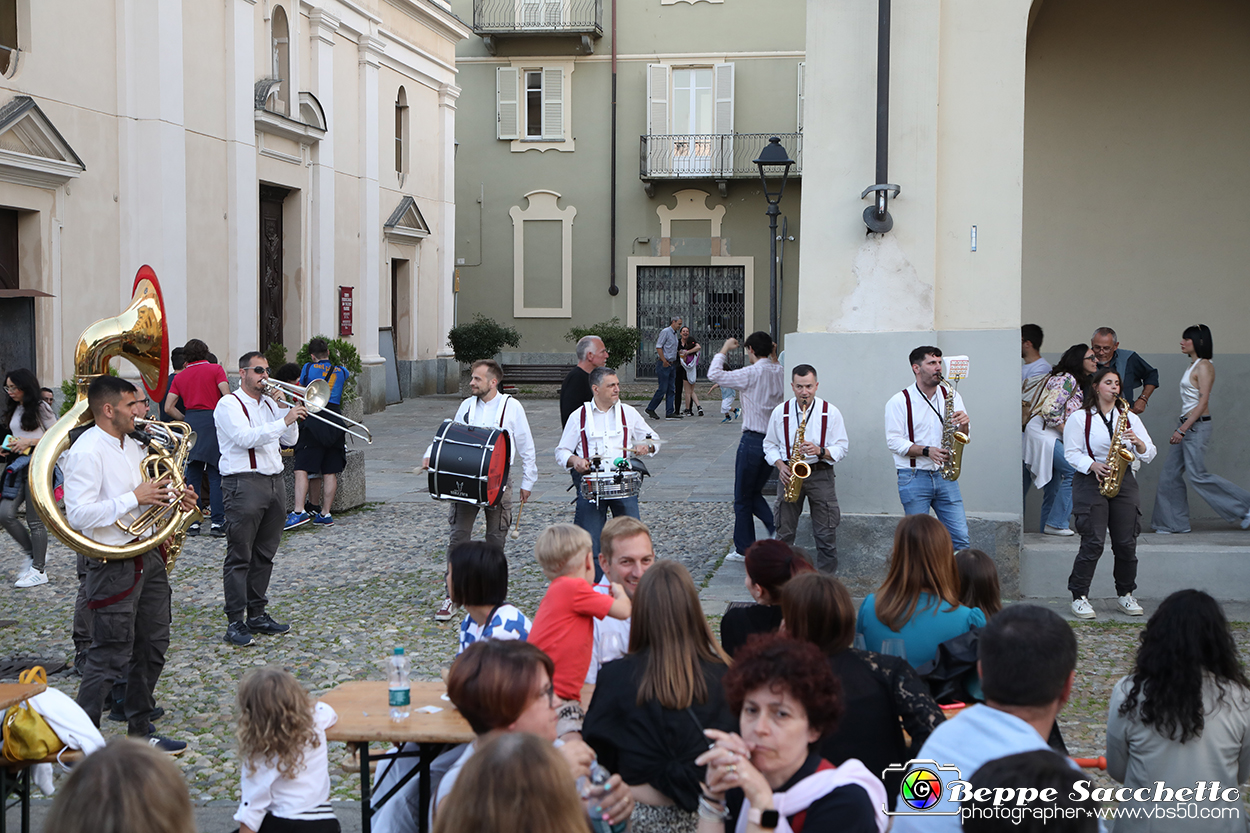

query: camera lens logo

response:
[900,768,943,810]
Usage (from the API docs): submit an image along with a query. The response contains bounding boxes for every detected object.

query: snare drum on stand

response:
[428,421,512,506]
[577,456,647,507]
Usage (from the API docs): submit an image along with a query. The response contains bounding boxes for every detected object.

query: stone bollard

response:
[282,448,367,514]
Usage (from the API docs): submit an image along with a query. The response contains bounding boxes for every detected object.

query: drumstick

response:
[510,500,525,540]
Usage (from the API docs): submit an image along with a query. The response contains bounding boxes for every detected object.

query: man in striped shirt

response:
[708,331,785,561]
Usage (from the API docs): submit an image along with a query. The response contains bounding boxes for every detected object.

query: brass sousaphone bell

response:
[28,266,200,566]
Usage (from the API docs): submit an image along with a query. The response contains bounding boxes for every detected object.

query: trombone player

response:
[215,353,305,647]
[64,375,196,753]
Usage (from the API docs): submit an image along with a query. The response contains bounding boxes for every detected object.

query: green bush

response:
[59,366,120,416]
[264,343,288,370]
[447,315,521,365]
[566,318,643,369]
[295,336,363,403]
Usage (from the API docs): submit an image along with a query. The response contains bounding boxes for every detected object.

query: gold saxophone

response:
[783,404,812,503]
[937,377,970,481]
[28,267,200,572]
[1098,397,1135,498]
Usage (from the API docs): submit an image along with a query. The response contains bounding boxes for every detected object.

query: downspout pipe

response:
[609,0,619,295]
[862,0,899,233]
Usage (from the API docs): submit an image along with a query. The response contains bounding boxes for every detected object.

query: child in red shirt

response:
[528,524,631,737]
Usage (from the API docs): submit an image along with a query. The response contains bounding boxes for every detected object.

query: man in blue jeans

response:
[884,346,972,549]
[645,316,682,420]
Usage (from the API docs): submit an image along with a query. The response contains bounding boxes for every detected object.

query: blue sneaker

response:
[312,513,334,527]
[284,511,312,531]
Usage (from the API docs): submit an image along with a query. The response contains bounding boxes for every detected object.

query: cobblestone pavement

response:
[0,391,1244,811]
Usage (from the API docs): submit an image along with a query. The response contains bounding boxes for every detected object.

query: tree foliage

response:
[566,318,642,369]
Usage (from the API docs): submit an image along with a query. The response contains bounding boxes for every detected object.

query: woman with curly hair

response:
[235,666,341,833]
[695,634,888,832]
[1106,589,1250,832]
[856,514,985,667]
[1,367,56,586]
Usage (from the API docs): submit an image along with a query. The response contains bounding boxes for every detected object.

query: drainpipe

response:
[609,0,619,295]
[861,0,899,233]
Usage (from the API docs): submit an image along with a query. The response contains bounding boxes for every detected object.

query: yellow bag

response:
[2,666,63,763]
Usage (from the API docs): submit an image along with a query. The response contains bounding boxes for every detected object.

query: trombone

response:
[262,378,374,444]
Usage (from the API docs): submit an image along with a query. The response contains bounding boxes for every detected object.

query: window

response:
[520,0,564,27]
[0,0,16,77]
[497,63,572,150]
[395,87,409,176]
[646,63,734,175]
[271,6,291,116]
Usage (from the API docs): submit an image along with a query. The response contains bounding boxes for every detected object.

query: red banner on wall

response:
[339,287,353,336]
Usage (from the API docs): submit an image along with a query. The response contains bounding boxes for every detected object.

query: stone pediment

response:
[0,96,86,188]
[384,196,430,242]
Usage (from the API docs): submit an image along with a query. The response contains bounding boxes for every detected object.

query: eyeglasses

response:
[540,683,556,708]
[2,385,16,392]
[1084,354,1096,361]
[246,367,270,376]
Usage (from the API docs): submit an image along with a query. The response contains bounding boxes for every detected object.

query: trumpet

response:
[261,378,373,444]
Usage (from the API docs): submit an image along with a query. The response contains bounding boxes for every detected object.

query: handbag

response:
[2,667,65,762]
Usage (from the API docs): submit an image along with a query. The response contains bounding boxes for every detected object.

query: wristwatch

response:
[749,807,780,829]
[922,446,930,458]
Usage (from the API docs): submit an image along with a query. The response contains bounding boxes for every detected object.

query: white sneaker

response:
[1071,597,1095,619]
[1043,525,1075,537]
[724,550,745,562]
[1241,509,1250,530]
[1117,594,1144,616]
[16,556,31,579]
[15,568,48,588]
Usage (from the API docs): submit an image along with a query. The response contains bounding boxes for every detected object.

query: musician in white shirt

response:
[1063,367,1156,620]
[64,375,196,748]
[763,365,849,573]
[423,360,538,621]
[555,367,659,562]
[215,353,304,647]
[883,346,972,550]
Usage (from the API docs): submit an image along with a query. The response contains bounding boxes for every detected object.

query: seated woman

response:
[696,634,888,833]
[720,539,814,657]
[955,548,1002,619]
[584,560,736,832]
[782,572,944,803]
[44,738,195,833]
[1106,589,1250,832]
[856,514,986,667]
[433,732,590,833]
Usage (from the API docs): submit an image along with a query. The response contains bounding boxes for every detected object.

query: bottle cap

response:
[394,647,405,655]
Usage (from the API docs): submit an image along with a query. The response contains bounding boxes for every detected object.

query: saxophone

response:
[1098,397,1136,498]
[937,379,970,481]
[783,403,812,503]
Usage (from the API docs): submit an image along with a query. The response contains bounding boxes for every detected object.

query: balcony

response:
[473,0,603,54]
[639,132,803,197]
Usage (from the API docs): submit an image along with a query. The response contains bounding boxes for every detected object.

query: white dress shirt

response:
[215,388,299,476]
[586,575,631,685]
[706,353,785,434]
[555,401,659,468]
[235,702,337,831]
[423,393,538,491]
[884,384,966,471]
[62,425,147,547]
[763,397,849,467]
[1063,406,1157,475]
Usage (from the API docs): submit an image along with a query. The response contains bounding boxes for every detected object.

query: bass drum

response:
[428,420,512,506]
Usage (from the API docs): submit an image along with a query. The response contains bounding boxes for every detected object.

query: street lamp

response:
[754,136,795,342]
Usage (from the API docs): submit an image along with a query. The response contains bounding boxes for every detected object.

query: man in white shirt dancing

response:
[425,359,538,621]
[215,353,305,647]
[764,364,849,573]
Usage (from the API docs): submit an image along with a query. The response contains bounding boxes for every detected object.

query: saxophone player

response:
[884,347,972,549]
[764,365,848,573]
[1062,367,1156,620]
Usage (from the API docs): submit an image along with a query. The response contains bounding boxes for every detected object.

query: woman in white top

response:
[1106,589,1250,833]
[1062,367,1156,620]
[1,368,57,587]
[1151,325,1250,534]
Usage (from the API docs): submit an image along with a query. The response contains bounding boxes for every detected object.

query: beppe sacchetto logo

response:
[883,760,964,816]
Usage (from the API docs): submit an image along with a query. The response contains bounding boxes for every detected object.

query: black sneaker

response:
[108,705,165,722]
[209,524,225,538]
[666,412,683,419]
[140,733,187,756]
[246,612,291,636]
[645,409,659,420]
[187,522,201,536]
[224,620,255,647]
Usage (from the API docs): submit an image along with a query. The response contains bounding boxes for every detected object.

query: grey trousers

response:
[0,478,47,570]
[75,548,169,735]
[448,474,513,551]
[222,472,285,622]
[1151,419,1250,532]
[774,463,840,573]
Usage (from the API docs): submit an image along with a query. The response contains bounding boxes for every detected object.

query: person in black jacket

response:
[719,539,813,657]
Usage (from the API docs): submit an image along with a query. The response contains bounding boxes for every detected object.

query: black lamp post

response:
[754,136,795,342]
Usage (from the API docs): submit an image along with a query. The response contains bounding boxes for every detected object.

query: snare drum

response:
[578,470,643,505]
[428,420,512,506]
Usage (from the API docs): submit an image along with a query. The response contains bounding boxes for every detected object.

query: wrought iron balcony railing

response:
[473,0,603,36]
[639,132,803,182]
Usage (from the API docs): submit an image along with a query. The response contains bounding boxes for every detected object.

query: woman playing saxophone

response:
[1062,367,1156,621]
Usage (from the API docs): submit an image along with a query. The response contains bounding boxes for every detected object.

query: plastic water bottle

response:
[578,760,627,833]
[387,647,410,721]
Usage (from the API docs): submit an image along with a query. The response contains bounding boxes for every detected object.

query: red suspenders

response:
[903,389,916,468]
[580,405,627,458]
[233,392,275,470]
[784,400,831,460]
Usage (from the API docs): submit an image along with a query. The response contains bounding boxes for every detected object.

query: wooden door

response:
[259,185,289,351]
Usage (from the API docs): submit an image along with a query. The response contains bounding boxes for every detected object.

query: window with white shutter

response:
[497,66,519,140]
[713,62,734,176]
[542,67,564,140]
[797,62,806,133]
[500,60,574,151]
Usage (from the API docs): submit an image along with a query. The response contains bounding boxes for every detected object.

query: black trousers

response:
[75,548,170,736]
[1068,470,1140,599]
[222,472,285,622]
